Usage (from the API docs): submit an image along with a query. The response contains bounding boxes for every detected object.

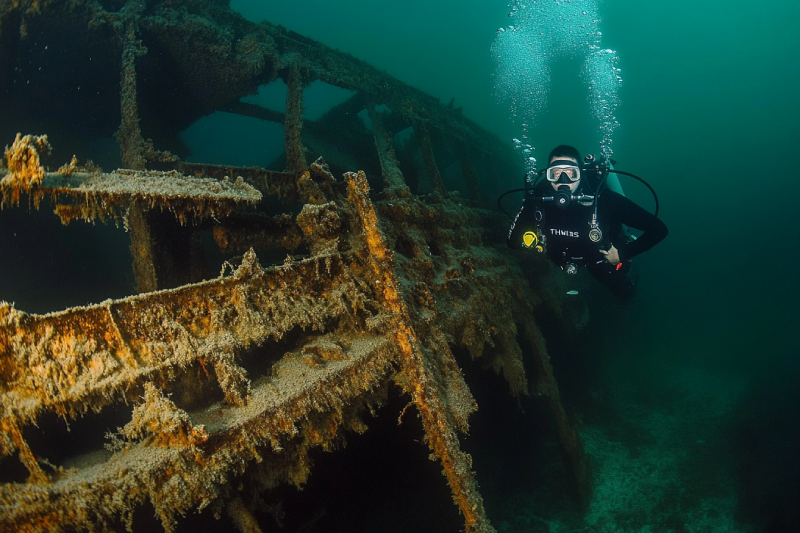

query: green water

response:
[0,0,795,531]
[229,1,800,531]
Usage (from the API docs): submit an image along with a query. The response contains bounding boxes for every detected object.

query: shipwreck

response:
[0,1,591,531]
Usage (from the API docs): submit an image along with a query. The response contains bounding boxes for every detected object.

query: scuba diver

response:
[506,145,668,301]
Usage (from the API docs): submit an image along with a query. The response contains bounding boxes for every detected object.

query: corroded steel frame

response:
[0,1,591,531]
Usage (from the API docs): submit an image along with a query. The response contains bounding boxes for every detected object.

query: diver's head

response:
[547,145,581,194]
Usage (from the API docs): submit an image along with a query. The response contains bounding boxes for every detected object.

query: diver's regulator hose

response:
[497,169,660,220]
[607,170,660,217]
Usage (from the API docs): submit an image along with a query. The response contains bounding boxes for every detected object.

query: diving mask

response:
[546,159,581,183]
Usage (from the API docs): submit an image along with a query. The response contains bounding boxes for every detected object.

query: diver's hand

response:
[600,246,620,265]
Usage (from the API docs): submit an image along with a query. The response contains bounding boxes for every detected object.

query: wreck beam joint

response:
[284,63,308,175]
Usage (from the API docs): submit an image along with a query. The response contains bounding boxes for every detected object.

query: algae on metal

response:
[0,172,490,531]
[1,134,262,225]
[0,0,591,530]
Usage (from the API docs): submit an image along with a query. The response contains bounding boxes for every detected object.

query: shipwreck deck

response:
[0,2,590,531]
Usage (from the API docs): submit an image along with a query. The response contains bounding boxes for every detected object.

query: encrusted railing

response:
[0,2,590,531]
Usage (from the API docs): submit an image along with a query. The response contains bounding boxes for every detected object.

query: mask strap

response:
[548,159,579,167]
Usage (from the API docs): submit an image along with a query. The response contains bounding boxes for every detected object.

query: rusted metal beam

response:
[1,134,261,224]
[177,162,298,202]
[220,101,287,124]
[366,105,408,193]
[284,65,307,175]
[1,321,396,530]
[0,168,261,225]
[128,200,158,292]
[227,498,265,533]
[414,121,446,194]
[0,0,522,173]
[117,21,147,172]
[523,319,592,507]
[460,142,486,204]
[1,133,262,294]
[0,1,591,528]
[0,160,592,530]
[0,173,501,531]
[345,171,494,531]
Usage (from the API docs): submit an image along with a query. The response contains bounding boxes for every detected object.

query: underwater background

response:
[1,0,799,531]
[220,2,800,531]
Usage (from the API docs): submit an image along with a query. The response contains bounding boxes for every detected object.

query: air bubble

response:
[493,0,621,158]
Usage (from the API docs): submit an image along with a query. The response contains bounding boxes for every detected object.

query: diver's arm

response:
[604,192,668,261]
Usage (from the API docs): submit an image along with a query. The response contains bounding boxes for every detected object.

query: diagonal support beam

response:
[345,170,495,533]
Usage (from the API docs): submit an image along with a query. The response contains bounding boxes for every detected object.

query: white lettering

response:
[549,228,580,238]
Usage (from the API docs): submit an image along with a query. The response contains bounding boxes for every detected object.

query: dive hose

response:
[497,169,660,220]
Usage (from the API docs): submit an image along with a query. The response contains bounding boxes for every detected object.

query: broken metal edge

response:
[0,249,351,424]
[0,168,263,224]
[38,170,262,203]
[0,335,397,533]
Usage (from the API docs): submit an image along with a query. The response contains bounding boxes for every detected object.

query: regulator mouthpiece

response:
[554,185,572,209]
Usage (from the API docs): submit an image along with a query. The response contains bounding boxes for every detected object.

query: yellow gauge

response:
[522,231,538,248]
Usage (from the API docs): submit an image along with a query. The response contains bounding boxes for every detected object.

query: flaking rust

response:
[1,134,51,207]
[0,0,591,530]
[0,165,586,532]
[0,143,262,225]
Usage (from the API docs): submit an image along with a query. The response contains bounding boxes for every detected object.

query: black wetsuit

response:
[507,181,668,300]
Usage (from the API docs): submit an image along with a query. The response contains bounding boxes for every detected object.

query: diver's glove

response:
[599,246,621,266]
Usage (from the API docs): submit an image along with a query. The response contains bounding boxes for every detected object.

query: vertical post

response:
[127,202,158,293]
[2,417,48,485]
[459,142,485,204]
[116,21,158,293]
[413,121,446,194]
[524,321,592,507]
[117,23,146,171]
[284,64,307,175]
[367,104,407,192]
